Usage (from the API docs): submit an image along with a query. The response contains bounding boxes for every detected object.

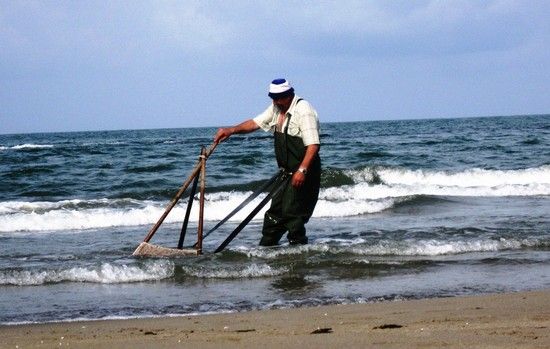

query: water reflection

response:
[271,273,320,296]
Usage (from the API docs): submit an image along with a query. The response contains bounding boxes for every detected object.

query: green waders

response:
[259,116,321,246]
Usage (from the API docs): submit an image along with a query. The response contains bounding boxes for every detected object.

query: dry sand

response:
[1,290,549,349]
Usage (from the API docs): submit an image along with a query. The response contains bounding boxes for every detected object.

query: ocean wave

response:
[231,236,545,258]
[1,165,549,232]
[348,165,550,187]
[328,165,550,199]
[0,204,166,232]
[0,194,398,232]
[1,144,54,150]
[0,194,267,232]
[181,263,287,278]
[344,238,535,256]
[0,198,144,214]
[0,260,174,286]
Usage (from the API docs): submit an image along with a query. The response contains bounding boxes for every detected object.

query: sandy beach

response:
[1,289,548,349]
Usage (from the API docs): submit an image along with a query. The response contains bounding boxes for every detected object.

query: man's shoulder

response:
[294,98,317,118]
[294,96,314,110]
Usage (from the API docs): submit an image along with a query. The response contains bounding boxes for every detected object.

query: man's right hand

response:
[214,127,233,143]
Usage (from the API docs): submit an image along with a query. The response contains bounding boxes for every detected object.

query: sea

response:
[1,115,549,325]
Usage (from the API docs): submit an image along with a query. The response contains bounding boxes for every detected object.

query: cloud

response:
[281,0,536,57]
[1,0,549,133]
[1,0,541,69]
[0,1,244,75]
[152,1,236,52]
[0,2,127,71]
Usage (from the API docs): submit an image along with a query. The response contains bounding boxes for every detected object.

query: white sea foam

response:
[236,243,331,259]
[0,198,142,215]
[233,237,542,258]
[325,165,550,200]
[0,203,163,232]
[7,144,54,150]
[182,263,287,278]
[0,260,174,286]
[1,166,549,232]
[0,196,267,232]
[330,236,542,256]
[346,239,527,256]
[349,165,550,187]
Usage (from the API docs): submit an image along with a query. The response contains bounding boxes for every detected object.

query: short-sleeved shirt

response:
[253,95,320,146]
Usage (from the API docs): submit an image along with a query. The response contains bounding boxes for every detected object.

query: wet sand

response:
[1,290,549,348]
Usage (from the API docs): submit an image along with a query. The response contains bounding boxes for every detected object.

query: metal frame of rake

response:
[132,142,290,257]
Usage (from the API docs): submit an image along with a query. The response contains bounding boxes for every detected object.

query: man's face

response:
[272,95,293,113]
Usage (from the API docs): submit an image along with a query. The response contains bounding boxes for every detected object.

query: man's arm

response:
[214,119,260,143]
[292,144,320,188]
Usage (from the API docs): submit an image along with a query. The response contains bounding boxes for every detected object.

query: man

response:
[214,78,321,246]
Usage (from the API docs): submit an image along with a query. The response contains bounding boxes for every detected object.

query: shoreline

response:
[1,290,549,348]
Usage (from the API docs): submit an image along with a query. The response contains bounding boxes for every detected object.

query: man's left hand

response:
[291,171,306,188]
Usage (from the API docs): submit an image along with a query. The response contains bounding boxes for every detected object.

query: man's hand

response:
[214,127,233,143]
[291,171,306,188]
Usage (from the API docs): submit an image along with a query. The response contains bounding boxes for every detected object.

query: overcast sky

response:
[1,1,549,134]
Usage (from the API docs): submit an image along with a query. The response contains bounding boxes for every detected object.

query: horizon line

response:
[1,113,548,137]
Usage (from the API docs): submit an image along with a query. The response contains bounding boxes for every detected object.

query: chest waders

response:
[259,104,321,246]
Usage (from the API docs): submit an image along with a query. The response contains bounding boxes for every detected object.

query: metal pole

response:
[177,171,199,249]
[194,170,282,247]
[214,174,290,253]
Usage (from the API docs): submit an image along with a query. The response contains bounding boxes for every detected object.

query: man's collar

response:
[286,95,301,116]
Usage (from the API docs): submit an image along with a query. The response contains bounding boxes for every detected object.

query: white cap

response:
[268,78,294,99]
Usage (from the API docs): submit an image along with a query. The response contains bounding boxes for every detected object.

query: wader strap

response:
[282,98,302,136]
[194,169,284,246]
[214,173,291,253]
[282,98,302,169]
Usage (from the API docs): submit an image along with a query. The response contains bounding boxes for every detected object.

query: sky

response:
[1,0,550,134]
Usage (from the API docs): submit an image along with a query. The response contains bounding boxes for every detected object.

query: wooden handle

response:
[141,142,218,243]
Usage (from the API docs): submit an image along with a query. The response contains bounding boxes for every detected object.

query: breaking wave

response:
[0,260,174,286]
[346,165,550,193]
[0,144,54,150]
[1,166,548,232]
[181,263,287,278]
[236,236,547,258]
